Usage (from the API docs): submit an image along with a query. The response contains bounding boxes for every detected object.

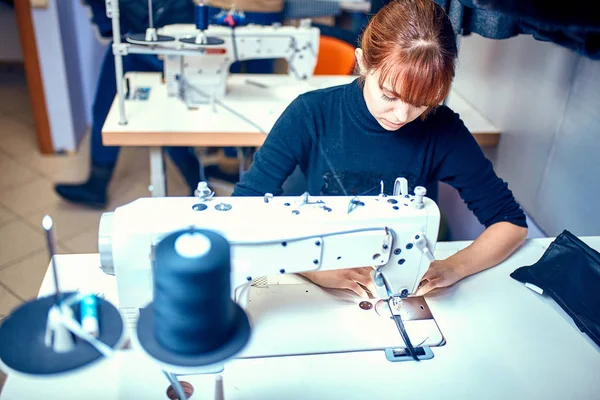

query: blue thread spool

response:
[195,3,209,31]
[135,229,250,368]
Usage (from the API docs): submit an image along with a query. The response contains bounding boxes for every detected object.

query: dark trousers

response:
[91,46,200,185]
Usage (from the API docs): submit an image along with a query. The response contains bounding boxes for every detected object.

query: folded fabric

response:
[511,230,600,347]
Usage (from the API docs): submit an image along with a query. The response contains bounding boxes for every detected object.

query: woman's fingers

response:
[349,270,378,298]
[342,280,369,298]
[415,278,440,296]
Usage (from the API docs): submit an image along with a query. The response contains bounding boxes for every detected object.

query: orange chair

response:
[314,35,357,76]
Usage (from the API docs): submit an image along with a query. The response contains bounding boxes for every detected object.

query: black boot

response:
[54,164,114,209]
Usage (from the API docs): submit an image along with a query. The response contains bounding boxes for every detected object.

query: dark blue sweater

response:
[233,79,527,229]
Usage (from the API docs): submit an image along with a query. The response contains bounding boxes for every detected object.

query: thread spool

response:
[195,3,209,31]
[135,229,250,369]
[180,4,225,47]
[155,230,233,353]
[0,293,123,375]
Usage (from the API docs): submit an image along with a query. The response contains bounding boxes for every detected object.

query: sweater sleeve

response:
[431,110,528,229]
[232,96,314,196]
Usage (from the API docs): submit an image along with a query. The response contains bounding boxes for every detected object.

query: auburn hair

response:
[359,0,457,115]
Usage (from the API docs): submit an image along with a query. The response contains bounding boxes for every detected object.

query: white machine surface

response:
[3,238,600,399]
[98,185,442,357]
[238,279,443,358]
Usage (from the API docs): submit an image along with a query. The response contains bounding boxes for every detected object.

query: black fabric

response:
[510,231,600,347]
[473,0,600,28]
[519,19,600,60]
[432,0,600,59]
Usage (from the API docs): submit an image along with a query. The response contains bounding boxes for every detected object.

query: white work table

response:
[102,73,500,197]
[2,237,599,399]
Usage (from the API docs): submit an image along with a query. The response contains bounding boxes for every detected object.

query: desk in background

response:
[102,73,501,197]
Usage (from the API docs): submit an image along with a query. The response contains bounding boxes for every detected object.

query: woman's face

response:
[362,69,428,131]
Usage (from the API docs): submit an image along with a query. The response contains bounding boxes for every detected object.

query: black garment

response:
[434,0,600,59]
[511,231,600,347]
[436,0,520,40]
[473,0,600,28]
[233,79,527,230]
[519,19,600,60]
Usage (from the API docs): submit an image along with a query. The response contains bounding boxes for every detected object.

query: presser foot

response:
[384,296,438,362]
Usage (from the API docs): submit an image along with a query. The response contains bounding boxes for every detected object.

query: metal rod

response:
[162,371,188,400]
[121,45,208,57]
[181,78,267,134]
[42,215,61,305]
[214,375,224,400]
[147,0,154,29]
[110,0,128,125]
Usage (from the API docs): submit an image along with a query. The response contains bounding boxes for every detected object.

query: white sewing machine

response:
[98,179,445,360]
[156,22,319,105]
[106,0,320,122]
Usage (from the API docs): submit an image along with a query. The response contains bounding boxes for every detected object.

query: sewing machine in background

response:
[107,0,320,122]
[98,178,445,362]
[158,22,319,106]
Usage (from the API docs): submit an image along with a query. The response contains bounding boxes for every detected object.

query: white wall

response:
[32,0,76,151]
[32,0,106,152]
[439,33,600,239]
[0,4,22,62]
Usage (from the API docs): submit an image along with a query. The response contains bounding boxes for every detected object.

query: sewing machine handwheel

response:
[0,292,124,375]
[126,34,176,45]
[179,36,225,46]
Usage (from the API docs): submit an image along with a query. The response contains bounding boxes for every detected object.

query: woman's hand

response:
[415,259,465,296]
[415,222,528,296]
[300,267,377,299]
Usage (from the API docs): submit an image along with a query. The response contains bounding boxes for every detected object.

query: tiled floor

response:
[0,66,232,390]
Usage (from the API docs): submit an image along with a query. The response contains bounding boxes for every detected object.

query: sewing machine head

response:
[98,180,440,327]
[154,22,319,105]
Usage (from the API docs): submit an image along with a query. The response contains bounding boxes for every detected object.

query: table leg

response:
[149,147,167,197]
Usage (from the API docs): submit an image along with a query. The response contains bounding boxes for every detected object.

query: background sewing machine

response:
[98,180,446,362]
[157,22,319,106]
[107,0,320,122]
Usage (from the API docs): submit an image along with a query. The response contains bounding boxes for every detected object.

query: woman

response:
[233,0,528,298]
